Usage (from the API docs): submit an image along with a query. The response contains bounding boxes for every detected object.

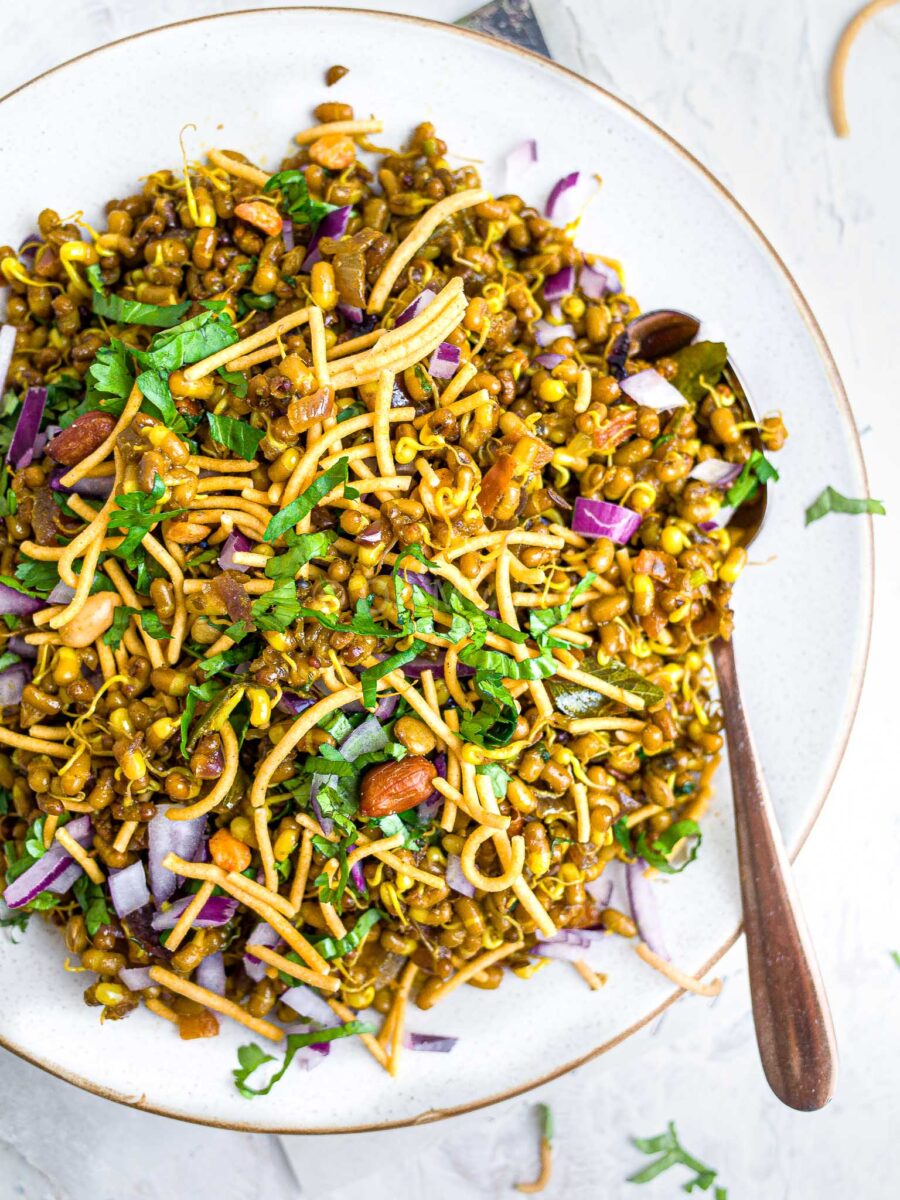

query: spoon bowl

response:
[635,308,838,1112]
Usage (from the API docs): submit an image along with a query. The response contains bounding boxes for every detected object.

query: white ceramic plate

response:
[0,7,873,1132]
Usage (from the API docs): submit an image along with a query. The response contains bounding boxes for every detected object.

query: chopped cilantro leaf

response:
[804,486,885,525]
[207,413,265,461]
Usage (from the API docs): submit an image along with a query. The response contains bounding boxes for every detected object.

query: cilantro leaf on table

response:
[263,170,340,226]
[804,486,885,525]
[628,1120,725,1194]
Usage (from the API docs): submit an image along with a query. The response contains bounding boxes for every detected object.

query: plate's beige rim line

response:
[0,5,874,1135]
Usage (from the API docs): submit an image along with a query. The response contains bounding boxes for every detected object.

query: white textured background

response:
[1,2,898,1197]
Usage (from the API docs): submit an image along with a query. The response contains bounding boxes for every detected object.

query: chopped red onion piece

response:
[626,859,670,961]
[374,693,399,721]
[50,464,113,500]
[546,171,580,221]
[571,497,642,544]
[534,353,565,369]
[543,266,575,302]
[8,635,37,660]
[699,504,736,532]
[3,815,92,908]
[218,530,252,573]
[689,459,743,487]
[348,854,367,894]
[108,861,150,918]
[244,921,282,982]
[277,691,315,716]
[395,287,437,327]
[0,666,28,707]
[151,894,238,931]
[585,875,613,908]
[429,341,461,380]
[196,951,226,996]
[404,1032,459,1052]
[531,940,592,963]
[286,1024,333,1071]
[281,218,295,251]
[281,984,337,1026]
[619,369,687,412]
[119,966,154,992]
[47,581,76,605]
[356,519,385,546]
[301,205,352,271]
[445,853,474,898]
[0,581,45,618]
[534,319,576,348]
[337,302,364,324]
[580,260,621,299]
[0,325,17,406]
[505,138,538,191]
[147,806,206,904]
[6,386,46,469]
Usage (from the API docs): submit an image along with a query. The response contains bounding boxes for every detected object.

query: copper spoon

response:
[620,311,837,1111]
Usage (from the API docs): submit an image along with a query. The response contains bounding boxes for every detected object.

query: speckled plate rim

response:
[0,5,874,1135]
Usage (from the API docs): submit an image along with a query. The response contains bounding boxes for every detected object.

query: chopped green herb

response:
[139,610,171,640]
[628,1121,724,1194]
[671,341,728,404]
[652,433,674,451]
[460,671,519,749]
[206,412,265,461]
[72,875,111,938]
[217,366,249,399]
[360,640,425,709]
[233,1020,375,1098]
[475,762,512,799]
[263,457,349,543]
[725,448,779,509]
[336,401,367,424]
[197,644,255,680]
[250,579,301,633]
[890,950,900,970]
[546,658,664,719]
[86,263,190,327]
[528,572,596,645]
[616,818,702,874]
[265,530,337,581]
[179,680,223,758]
[103,605,139,649]
[457,643,556,682]
[106,477,185,564]
[263,170,340,227]
[85,340,134,414]
[804,486,885,526]
[413,364,433,397]
[313,908,385,960]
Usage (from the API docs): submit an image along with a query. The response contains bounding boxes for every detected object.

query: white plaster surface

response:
[1,2,898,1197]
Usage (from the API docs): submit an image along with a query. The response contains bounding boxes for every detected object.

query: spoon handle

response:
[711,636,837,1110]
